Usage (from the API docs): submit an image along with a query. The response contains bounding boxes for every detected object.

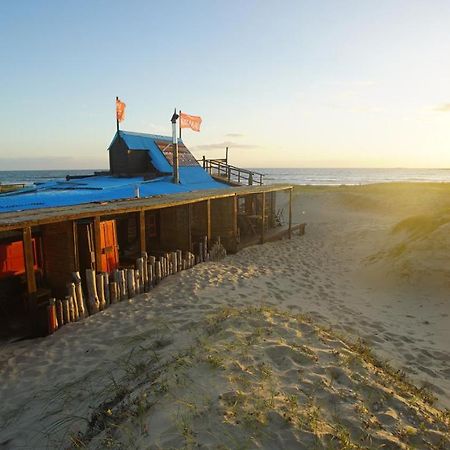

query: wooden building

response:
[0,131,294,337]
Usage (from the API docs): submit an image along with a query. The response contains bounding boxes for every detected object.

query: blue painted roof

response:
[0,169,228,213]
[0,130,230,213]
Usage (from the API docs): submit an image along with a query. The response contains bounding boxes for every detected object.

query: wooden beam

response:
[72,220,80,272]
[233,195,238,242]
[260,192,266,244]
[206,199,211,242]
[93,217,103,272]
[288,188,293,239]
[22,227,37,312]
[0,184,295,233]
[139,210,146,254]
[187,204,193,252]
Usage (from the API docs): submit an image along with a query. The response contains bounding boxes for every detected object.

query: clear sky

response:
[0,0,449,169]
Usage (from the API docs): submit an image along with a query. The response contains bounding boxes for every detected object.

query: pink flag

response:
[116,98,126,122]
[180,112,202,132]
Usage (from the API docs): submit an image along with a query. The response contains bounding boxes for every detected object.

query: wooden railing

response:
[200,157,264,186]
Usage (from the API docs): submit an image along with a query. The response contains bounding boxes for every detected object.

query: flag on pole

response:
[180,112,202,132]
[116,97,126,122]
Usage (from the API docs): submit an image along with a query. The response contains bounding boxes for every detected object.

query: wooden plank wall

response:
[210,197,237,253]
[42,221,77,295]
[159,206,190,251]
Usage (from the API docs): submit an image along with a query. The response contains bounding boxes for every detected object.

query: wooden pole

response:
[72,221,80,272]
[93,217,103,272]
[110,281,118,304]
[206,199,211,244]
[23,227,37,300]
[96,273,106,310]
[187,204,192,252]
[288,188,292,239]
[116,96,119,133]
[233,195,238,249]
[86,269,100,314]
[261,192,266,244]
[139,210,146,254]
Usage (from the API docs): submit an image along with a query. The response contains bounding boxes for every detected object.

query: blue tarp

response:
[0,170,228,212]
[0,131,229,213]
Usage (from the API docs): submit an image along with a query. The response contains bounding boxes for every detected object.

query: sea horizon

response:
[1,167,450,187]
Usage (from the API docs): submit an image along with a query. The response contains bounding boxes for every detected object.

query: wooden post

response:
[86,269,100,314]
[72,221,80,272]
[233,195,238,248]
[187,204,193,252]
[103,272,110,305]
[56,300,64,326]
[96,273,106,310]
[139,210,146,254]
[202,155,206,169]
[62,297,71,324]
[288,188,292,239]
[261,192,266,244]
[110,281,118,304]
[206,199,211,243]
[127,269,135,298]
[22,227,37,310]
[93,217,103,272]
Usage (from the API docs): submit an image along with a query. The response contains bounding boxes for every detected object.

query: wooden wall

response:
[159,205,190,251]
[211,197,237,253]
[109,137,154,175]
[42,221,77,296]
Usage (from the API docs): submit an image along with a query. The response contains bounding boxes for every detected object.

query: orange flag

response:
[180,112,202,132]
[116,98,126,122]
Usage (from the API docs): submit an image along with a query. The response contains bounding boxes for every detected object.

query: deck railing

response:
[200,157,264,186]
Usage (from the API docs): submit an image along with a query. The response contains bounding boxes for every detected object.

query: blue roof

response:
[0,169,229,213]
[0,130,230,213]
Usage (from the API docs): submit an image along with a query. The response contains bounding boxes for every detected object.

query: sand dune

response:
[0,183,449,449]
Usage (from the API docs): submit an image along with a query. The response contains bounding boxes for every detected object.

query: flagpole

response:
[171,108,180,184]
[116,96,119,133]
[179,110,182,140]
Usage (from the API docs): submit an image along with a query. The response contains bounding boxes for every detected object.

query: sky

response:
[0,0,449,169]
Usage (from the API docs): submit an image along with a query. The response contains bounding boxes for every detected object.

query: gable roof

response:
[109,131,199,174]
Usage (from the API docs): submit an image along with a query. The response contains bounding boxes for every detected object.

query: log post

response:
[62,297,71,324]
[96,273,106,310]
[155,261,161,284]
[110,281,118,304]
[120,269,128,300]
[67,283,79,319]
[136,257,145,291]
[127,269,136,298]
[72,272,87,318]
[85,269,100,314]
[103,272,110,305]
[56,299,64,327]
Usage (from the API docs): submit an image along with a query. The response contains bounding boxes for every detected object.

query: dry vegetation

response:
[66,306,449,449]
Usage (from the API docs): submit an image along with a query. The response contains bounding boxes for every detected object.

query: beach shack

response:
[0,131,294,337]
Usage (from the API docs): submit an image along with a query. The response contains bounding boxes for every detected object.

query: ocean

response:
[0,168,450,186]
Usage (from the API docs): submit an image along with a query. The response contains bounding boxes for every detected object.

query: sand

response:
[0,183,449,449]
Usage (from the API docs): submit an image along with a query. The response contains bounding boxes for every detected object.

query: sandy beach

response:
[0,183,449,449]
